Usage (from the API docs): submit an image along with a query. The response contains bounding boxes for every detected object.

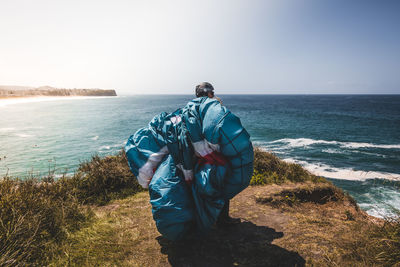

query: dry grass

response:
[50,191,306,267]
[255,182,348,207]
[0,177,90,266]
[49,192,166,266]
[0,150,142,266]
[339,216,400,267]
[1,147,399,266]
[50,182,400,267]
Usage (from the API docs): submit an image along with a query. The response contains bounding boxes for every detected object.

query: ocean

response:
[1,95,399,218]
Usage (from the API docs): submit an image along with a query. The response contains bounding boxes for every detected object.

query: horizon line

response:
[118,93,400,96]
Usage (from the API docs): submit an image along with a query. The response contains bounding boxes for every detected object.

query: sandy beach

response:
[0,95,116,107]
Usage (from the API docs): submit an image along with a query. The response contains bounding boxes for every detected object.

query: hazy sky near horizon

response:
[1,0,399,94]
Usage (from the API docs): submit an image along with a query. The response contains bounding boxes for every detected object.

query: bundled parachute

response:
[125,97,253,240]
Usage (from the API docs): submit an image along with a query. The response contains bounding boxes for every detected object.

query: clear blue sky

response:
[0,0,399,94]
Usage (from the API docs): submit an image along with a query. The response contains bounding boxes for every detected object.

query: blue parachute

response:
[125,97,253,240]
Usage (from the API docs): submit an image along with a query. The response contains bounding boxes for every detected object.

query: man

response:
[195,82,240,226]
[195,82,222,104]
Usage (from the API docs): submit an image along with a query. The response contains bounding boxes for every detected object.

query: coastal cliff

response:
[0,85,117,97]
[0,149,399,266]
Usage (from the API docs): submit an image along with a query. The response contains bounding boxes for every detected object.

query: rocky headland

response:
[0,85,117,97]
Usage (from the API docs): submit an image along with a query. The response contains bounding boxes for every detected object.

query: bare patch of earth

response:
[53,183,378,266]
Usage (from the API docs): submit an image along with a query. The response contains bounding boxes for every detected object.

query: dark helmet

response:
[195,82,214,97]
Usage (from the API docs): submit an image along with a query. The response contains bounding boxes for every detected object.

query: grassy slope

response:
[2,149,399,266]
[49,182,391,267]
[50,149,398,266]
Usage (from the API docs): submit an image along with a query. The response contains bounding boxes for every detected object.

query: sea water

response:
[0,95,399,218]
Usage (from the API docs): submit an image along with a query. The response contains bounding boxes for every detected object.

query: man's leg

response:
[217,200,240,226]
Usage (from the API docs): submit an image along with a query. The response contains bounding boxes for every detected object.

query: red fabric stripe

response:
[198,151,228,166]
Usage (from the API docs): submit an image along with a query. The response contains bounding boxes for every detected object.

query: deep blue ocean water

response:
[1,95,399,218]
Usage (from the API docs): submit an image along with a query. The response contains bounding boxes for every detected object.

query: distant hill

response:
[0,85,117,97]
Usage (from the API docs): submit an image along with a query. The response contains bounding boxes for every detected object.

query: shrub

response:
[66,150,143,205]
[0,150,141,266]
[250,147,326,185]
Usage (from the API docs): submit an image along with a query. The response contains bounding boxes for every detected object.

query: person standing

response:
[195,82,240,226]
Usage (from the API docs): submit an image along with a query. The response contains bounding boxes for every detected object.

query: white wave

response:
[99,143,124,151]
[358,188,400,218]
[341,142,400,149]
[15,133,33,138]
[269,150,285,154]
[320,148,382,157]
[0,96,115,107]
[359,204,397,219]
[269,138,337,147]
[354,150,386,158]
[268,138,400,150]
[0,127,15,132]
[54,173,75,179]
[91,135,99,141]
[283,158,400,181]
[321,148,346,154]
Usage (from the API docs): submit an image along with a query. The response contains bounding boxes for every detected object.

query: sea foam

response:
[283,158,400,181]
[268,138,400,150]
[358,186,400,218]
[15,133,33,138]
[98,143,125,152]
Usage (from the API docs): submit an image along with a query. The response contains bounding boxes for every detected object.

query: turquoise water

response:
[1,95,399,218]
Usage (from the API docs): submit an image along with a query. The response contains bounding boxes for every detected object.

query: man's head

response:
[195,82,214,98]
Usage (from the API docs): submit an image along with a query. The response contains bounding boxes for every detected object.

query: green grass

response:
[251,147,326,185]
[67,150,144,205]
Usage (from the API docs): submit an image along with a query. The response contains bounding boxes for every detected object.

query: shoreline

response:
[0,95,117,107]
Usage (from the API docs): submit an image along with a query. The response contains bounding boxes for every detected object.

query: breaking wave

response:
[283,158,400,181]
[98,143,125,152]
[268,138,400,150]
[15,133,34,138]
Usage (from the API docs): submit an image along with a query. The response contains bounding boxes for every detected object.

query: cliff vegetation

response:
[0,149,399,266]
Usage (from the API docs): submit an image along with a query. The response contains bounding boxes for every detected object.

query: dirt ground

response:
[53,183,377,267]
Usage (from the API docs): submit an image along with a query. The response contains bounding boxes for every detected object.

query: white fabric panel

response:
[192,140,220,157]
[137,146,169,188]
